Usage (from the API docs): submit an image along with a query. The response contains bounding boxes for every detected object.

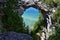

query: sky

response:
[22,7,40,29]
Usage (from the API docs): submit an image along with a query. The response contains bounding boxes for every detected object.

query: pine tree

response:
[2,0,24,33]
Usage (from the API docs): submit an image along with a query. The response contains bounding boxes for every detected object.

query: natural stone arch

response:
[18,1,57,40]
[20,4,48,28]
[18,2,51,27]
[18,3,49,22]
[0,0,57,40]
[19,6,45,40]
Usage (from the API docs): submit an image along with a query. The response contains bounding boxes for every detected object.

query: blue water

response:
[22,7,40,28]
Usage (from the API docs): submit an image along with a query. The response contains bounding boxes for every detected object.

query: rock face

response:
[0,31,33,40]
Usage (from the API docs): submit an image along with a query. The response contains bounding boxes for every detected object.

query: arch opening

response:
[22,7,41,30]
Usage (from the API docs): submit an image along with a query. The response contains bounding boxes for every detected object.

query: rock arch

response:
[0,0,57,40]
[18,2,48,15]
[18,1,57,40]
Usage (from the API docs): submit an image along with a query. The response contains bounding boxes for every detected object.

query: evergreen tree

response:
[2,0,24,33]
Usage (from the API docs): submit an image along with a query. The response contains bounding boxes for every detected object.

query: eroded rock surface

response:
[0,31,33,40]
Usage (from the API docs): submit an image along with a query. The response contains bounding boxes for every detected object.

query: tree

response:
[33,12,45,32]
[2,0,24,33]
[31,12,45,40]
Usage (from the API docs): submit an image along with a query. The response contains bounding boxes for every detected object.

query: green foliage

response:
[45,0,53,4]
[0,26,7,32]
[41,0,60,4]
[6,0,18,9]
[53,0,60,4]
[31,31,37,40]
[48,8,60,40]
[23,25,29,34]
[2,0,24,33]
[33,12,45,32]
[31,12,44,40]
[53,10,60,27]
[48,27,60,40]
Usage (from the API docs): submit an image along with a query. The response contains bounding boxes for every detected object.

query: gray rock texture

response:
[0,31,33,40]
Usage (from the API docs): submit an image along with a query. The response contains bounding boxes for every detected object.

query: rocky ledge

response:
[0,31,33,40]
